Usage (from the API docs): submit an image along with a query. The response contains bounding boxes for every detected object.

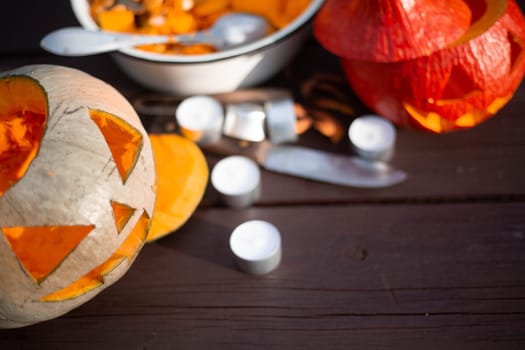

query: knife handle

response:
[201,137,271,165]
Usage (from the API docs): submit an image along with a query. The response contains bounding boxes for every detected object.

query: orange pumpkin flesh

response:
[229,0,312,29]
[0,76,47,196]
[146,134,208,242]
[97,6,135,32]
[90,0,312,55]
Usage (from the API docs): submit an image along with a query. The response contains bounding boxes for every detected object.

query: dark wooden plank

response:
[1,202,524,349]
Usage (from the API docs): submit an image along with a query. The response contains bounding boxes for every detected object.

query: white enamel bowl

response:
[70,0,324,95]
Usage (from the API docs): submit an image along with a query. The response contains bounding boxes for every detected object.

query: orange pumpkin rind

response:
[314,0,474,62]
[146,133,209,242]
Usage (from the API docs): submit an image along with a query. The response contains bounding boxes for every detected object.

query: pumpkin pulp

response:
[0,76,47,197]
[89,0,312,55]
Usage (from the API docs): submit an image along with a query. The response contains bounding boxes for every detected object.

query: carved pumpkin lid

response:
[314,0,508,62]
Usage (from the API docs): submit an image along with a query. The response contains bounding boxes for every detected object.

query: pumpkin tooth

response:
[110,200,136,234]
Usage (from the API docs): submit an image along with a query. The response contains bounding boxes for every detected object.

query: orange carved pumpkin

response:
[0,65,156,328]
[315,0,525,133]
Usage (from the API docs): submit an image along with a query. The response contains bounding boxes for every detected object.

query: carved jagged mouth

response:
[0,203,151,295]
[37,210,151,302]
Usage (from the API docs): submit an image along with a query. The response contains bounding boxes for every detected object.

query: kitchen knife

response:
[203,139,407,188]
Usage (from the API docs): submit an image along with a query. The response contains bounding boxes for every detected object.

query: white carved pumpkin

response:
[0,65,156,328]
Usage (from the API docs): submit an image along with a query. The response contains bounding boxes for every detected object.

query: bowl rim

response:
[70,0,325,63]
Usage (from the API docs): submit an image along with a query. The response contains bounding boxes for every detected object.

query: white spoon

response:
[41,13,271,56]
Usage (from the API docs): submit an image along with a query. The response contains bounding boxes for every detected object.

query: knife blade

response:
[264,145,406,188]
[202,139,407,188]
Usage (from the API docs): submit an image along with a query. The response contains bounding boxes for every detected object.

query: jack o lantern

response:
[314,0,525,133]
[0,65,156,328]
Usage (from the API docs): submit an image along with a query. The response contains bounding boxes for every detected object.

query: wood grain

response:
[2,203,524,349]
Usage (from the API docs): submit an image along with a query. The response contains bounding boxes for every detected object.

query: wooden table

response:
[1,2,525,349]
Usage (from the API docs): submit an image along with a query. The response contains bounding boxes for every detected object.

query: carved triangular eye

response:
[2,225,94,284]
[89,109,143,184]
[0,76,47,197]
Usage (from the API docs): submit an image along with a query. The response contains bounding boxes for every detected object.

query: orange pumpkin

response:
[315,0,525,133]
[0,65,156,328]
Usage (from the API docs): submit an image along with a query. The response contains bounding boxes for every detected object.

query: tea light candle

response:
[265,97,298,144]
[175,95,224,145]
[223,102,266,142]
[348,114,396,161]
[230,220,282,275]
[211,155,261,208]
